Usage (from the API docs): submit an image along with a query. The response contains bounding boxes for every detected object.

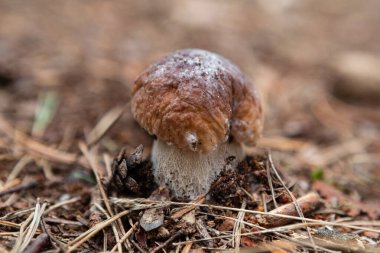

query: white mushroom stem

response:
[151,139,245,200]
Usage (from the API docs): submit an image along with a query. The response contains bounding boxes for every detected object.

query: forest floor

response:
[0,1,379,252]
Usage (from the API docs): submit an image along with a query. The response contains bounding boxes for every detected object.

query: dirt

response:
[0,1,379,252]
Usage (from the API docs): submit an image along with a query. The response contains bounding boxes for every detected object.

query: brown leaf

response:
[218,218,235,231]
[240,236,257,248]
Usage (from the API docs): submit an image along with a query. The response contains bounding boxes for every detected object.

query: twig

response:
[172,227,338,252]
[0,153,17,161]
[151,229,185,253]
[6,155,33,184]
[37,158,61,182]
[171,195,205,220]
[86,104,127,146]
[21,202,47,252]
[277,232,340,253]
[233,199,246,250]
[12,200,48,253]
[0,220,22,229]
[130,239,146,253]
[103,154,113,179]
[43,197,80,214]
[174,212,339,252]
[0,232,19,237]
[67,210,129,252]
[0,206,34,222]
[181,242,192,253]
[266,159,278,208]
[41,217,67,251]
[112,198,380,233]
[262,193,268,212]
[0,178,21,192]
[198,210,348,232]
[103,230,107,252]
[0,181,37,197]
[257,192,322,227]
[267,151,317,251]
[240,187,255,202]
[110,222,138,252]
[94,203,123,253]
[79,142,124,253]
[0,116,88,167]
[43,217,83,226]
[79,142,110,212]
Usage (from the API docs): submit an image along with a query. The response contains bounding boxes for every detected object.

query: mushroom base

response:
[151,140,244,200]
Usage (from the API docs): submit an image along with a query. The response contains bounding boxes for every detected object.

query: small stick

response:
[233,199,246,250]
[103,154,113,179]
[112,198,380,233]
[0,220,21,229]
[151,229,185,253]
[67,210,129,252]
[86,104,128,146]
[171,195,205,220]
[1,178,21,192]
[130,239,147,253]
[0,116,88,167]
[181,242,192,253]
[23,233,50,253]
[44,197,80,214]
[43,217,83,226]
[266,159,278,208]
[41,217,67,250]
[258,192,323,227]
[6,156,33,184]
[241,187,255,202]
[0,207,35,220]
[94,203,123,253]
[262,193,268,213]
[111,222,138,252]
[174,213,338,253]
[79,142,124,253]
[0,182,37,197]
[267,151,317,251]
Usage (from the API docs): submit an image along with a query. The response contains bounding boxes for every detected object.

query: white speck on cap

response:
[185,132,198,151]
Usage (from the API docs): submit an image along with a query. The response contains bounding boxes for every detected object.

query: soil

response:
[0,1,379,252]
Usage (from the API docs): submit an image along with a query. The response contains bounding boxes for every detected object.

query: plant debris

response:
[1,1,380,252]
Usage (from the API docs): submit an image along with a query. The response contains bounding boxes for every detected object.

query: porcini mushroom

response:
[131,49,262,199]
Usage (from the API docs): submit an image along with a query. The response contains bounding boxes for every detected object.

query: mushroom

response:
[131,49,263,199]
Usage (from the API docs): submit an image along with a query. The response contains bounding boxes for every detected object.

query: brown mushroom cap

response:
[131,49,262,153]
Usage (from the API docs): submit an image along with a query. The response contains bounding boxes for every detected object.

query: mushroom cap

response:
[131,49,262,153]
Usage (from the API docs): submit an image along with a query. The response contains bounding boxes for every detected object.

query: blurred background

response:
[0,1,379,203]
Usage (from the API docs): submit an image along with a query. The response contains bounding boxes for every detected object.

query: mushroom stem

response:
[151,139,244,200]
